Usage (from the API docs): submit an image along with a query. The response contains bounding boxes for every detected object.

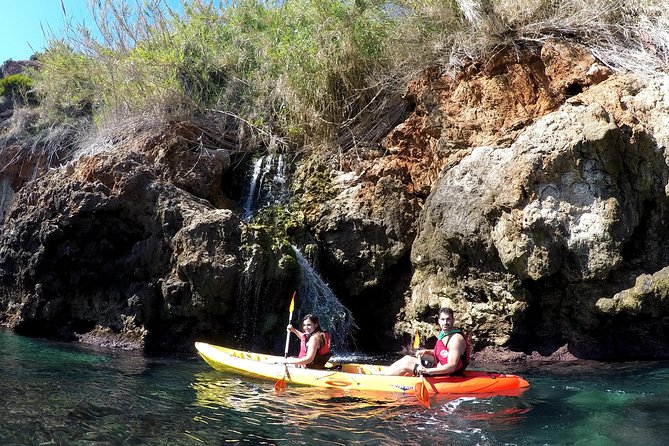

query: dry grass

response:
[429,0,669,73]
[0,107,85,173]
[75,105,258,162]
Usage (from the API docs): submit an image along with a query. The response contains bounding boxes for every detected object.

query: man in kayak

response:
[378,307,470,376]
[282,314,332,369]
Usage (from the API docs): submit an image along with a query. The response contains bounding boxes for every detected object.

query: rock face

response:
[294,154,421,349]
[404,73,669,359]
[0,122,295,351]
[1,40,669,361]
[299,42,669,360]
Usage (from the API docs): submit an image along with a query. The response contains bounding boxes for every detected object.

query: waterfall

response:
[236,153,355,352]
[271,153,290,204]
[235,154,292,348]
[292,246,356,350]
[241,157,263,222]
[241,154,290,222]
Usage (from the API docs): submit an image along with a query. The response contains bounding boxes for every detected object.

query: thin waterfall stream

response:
[0,176,14,223]
[235,153,356,350]
[241,153,290,222]
[292,246,356,350]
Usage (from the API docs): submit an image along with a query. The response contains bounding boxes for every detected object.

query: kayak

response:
[195,342,529,396]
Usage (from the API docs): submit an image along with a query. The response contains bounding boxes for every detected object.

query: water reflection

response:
[190,370,533,445]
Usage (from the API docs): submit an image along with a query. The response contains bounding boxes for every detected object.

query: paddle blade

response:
[289,291,296,313]
[274,376,287,393]
[414,381,431,408]
[413,332,420,350]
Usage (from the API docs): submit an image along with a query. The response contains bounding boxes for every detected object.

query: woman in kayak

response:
[378,307,470,376]
[283,314,332,369]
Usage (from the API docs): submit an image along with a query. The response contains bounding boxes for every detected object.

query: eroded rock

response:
[406,73,669,359]
[0,120,296,352]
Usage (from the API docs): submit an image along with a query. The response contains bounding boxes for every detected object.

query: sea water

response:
[1,328,668,445]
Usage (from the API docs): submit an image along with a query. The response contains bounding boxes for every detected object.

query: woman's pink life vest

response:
[298,331,332,366]
[432,329,471,375]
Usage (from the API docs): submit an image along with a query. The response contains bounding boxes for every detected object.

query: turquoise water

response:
[1,329,668,445]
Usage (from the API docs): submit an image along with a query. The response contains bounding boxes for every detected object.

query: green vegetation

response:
[0,73,34,103]
[29,0,669,149]
[242,214,301,280]
[254,205,306,238]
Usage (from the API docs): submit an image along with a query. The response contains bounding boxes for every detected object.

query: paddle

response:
[413,332,431,408]
[274,291,296,392]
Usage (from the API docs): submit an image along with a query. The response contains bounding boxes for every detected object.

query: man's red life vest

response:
[433,329,471,375]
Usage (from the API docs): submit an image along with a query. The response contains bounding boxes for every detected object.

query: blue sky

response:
[0,1,93,62]
[0,1,183,63]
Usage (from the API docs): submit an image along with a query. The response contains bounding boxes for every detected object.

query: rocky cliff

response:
[0,119,297,352]
[1,40,668,360]
[296,40,669,360]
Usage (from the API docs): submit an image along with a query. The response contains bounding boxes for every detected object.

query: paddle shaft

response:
[284,313,293,358]
[414,332,431,408]
[276,292,296,392]
[283,292,296,358]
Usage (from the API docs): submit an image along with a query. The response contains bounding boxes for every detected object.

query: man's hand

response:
[420,365,434,376]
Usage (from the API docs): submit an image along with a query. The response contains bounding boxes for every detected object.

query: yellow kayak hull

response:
[195,342,529,396]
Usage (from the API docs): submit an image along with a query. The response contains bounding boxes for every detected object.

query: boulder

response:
[407,73,669,359]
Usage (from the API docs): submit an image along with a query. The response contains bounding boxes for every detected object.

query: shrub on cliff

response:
[394,0,669,72]
[31,0,669,147]
[33,0,403,144]
[0,73,35,105]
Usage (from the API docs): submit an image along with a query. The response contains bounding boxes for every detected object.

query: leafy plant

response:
[0,73,35,103]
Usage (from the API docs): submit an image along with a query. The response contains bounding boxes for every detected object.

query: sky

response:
[0,0,184,63]
[0,1,94,62]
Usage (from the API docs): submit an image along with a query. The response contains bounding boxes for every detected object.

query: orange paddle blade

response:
[289,291,296,313]
[413,332,420,350]
[274,376,287,393]
[414,381,431,408]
